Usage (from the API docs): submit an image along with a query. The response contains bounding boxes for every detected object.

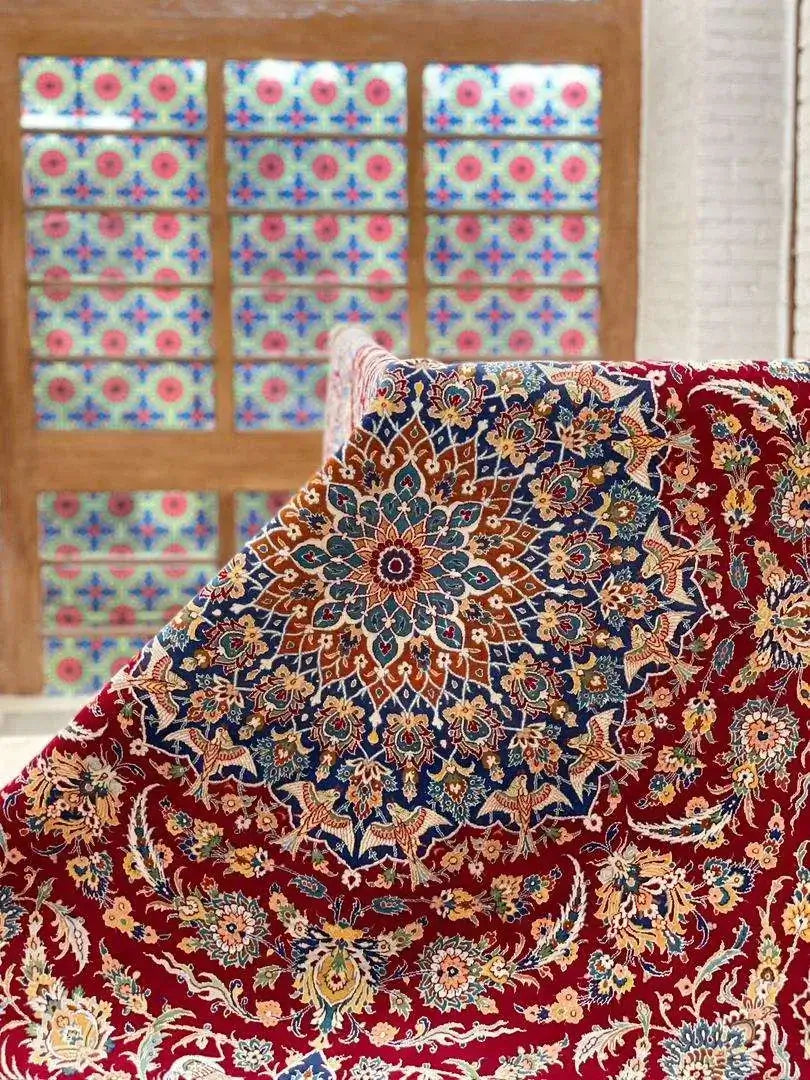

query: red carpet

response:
[2,340,809,1079]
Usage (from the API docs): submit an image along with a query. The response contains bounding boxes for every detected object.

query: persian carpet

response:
[2,332,810,1080]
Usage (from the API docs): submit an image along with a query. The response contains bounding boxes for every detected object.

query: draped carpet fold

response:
[2,333,810,1079]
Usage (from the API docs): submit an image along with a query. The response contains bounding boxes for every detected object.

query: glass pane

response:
[235,491,291,544]
[42,560,216,630]
[23,133,209,208]
[43,634,146,695]
[225,61,406,134]
[234,362,327,430]
[427,286,599,357]
[425,139,600,211]
[426,213,599,284]
[38,490,219,560]
[424,64,600,137]
[26,210,212,282]
[230,213,407,284]
[227,137,407,209]
[29,286,213,358]
[34,361,215,430]
[20,56,207,132]
[231,285,408,358]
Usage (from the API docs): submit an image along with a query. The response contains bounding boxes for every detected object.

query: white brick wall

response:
[794,0,810,352]
[639,0,796,360]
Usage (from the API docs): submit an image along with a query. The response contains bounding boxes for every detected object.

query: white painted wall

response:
[638,0,797,361]
[794,0,810,353]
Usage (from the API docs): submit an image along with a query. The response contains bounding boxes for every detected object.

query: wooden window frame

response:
[0,0,641,693]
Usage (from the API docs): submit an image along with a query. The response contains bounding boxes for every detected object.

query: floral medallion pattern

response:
[5,344,810,1080]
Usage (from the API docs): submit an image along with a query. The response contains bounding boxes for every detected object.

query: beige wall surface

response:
[638,0,796,360]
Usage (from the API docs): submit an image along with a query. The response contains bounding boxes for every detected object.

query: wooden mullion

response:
[0,39,44,693]
[206,56,235,436]
[406,60,427,357]
[595,11,641,362]
[217,491,237,565]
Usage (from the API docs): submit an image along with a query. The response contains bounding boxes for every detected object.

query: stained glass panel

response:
[423,64,600,137]
[38,490,219,560]
[41,561,216,630]
[231,286,408,358]
[43,635,145,695]
[234,362,327,430]
[23,133,209,208]
[425,139,600,211]
[225,61,406,134]
[34,362,215,430]
[426,213,599,284]
[227,137,407,210]
[427,287,599,357]
[230,213,407,284]
[26,210,212,283]
[235,491,291,544]
[29,286,213,359]
[20,56,207,132]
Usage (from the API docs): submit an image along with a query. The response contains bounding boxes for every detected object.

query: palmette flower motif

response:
[28,994,115,1072]
[23,750,124,846]
[659,1019,761,1080]
[729,699,799,777]
[292,921,387,1034]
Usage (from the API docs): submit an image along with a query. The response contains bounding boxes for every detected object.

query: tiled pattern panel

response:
[225,61,406,134]
[29,286,213,358]
[38,490,219,560]
[227,59,409,429]
[423,64,601,136]
[424,139,600,211]
[235,490,291,544]
[230,214,407,283]
[426,214,599,284]
[232,286,408,358]
[42,561,216,629]
[423,65,601,358]
[20,56,207,132]
[227,137,407,209]
[234,362,328,430]
[38,489,219,694]
[23,133,209,208]
[427,288,600,358]
[20,57,214,435]
[34,361,215,430]
[27,211,212,282]
[43,635,146,695]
